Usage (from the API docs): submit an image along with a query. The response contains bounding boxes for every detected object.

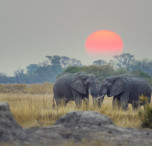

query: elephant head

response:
[99,76,126,97]
[71,72,99,98]
[98,76,127,106]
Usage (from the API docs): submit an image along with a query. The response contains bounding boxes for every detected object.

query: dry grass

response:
[0,82,53,94]
[0,83,144,129]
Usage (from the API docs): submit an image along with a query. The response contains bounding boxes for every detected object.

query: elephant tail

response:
[52,96,55,109]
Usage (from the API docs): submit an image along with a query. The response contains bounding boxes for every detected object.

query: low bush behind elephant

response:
[99,74,151,110]
[53,72,100,107]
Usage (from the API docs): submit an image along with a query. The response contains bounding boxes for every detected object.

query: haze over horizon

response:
[0,0,152,76]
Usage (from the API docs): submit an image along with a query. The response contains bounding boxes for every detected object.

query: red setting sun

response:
[85,30,123,56]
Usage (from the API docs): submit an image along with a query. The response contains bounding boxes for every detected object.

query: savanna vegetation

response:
[1,53,152,84]
[0,83,150,129]
[0,53,152,129]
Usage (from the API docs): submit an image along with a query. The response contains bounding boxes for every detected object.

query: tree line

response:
[0,56,82,83]
[1,53,152,84]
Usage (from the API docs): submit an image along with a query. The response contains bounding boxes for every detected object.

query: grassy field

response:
[0,83,145,129]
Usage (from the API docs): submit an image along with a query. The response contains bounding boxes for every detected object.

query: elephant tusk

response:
[97,95,104,99]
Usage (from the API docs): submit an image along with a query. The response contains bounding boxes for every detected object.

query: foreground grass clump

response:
[139,104,152,128]
[0,92,142,129]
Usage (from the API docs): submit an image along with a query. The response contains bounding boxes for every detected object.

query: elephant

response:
[99,74,151,110]
[52,72,100,107]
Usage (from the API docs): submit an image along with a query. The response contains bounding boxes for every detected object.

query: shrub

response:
[139,95,149,105]
[61,64,125,83]
[139,104,152,128]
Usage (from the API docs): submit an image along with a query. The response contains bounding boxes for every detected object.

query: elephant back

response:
[53,73,73,90]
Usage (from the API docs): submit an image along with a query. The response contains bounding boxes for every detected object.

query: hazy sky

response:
[0,0,152,76]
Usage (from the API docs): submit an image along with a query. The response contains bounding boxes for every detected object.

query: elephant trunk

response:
[89,84,99,98]
[97,95,105,107]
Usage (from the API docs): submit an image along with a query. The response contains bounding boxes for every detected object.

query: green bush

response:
[60,65,152,85]
[139,104,152,128]
[131,70,151,79]
[61,64,128,83]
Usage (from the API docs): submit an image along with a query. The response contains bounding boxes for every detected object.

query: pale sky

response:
[0,0,152,76]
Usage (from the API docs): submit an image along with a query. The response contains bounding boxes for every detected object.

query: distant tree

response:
[2,54,152,84]
[130,59,152,76]
[0,73,16,83]
[14,68,27,83]
[61,57,81,68]
[46,56,61,66]
[26,64,39,75]
[46,55,82,68]
[114,53,135,69]
[92,59,107,66]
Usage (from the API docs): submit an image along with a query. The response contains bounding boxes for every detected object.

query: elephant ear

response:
[71,79,86,94]
[111,78,126,96]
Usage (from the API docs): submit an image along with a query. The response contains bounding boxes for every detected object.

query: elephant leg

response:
[113,96,121,109]
[132,102,139,110]
[75,97,82,107]
[92,97,97,106]
[65,98,70,106]
[97,96,104,108]
[87,97,89,106]
[92,97,95,105]
[72,90,82,107]
[120,92,129,110]
[54,92,64,107]
[83,97,89,107]
[55,98,62,106]
[84,94,89,107]
[92,96,103,107]
[55,97,67,107]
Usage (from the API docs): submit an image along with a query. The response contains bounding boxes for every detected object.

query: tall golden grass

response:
[0,83,144,129]
[0,82,53,94]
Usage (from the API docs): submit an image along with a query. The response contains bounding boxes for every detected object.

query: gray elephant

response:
[99,74,151,110]
[53,72,99,107]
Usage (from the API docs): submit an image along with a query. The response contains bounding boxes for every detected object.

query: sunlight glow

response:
[85,30,123,56]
